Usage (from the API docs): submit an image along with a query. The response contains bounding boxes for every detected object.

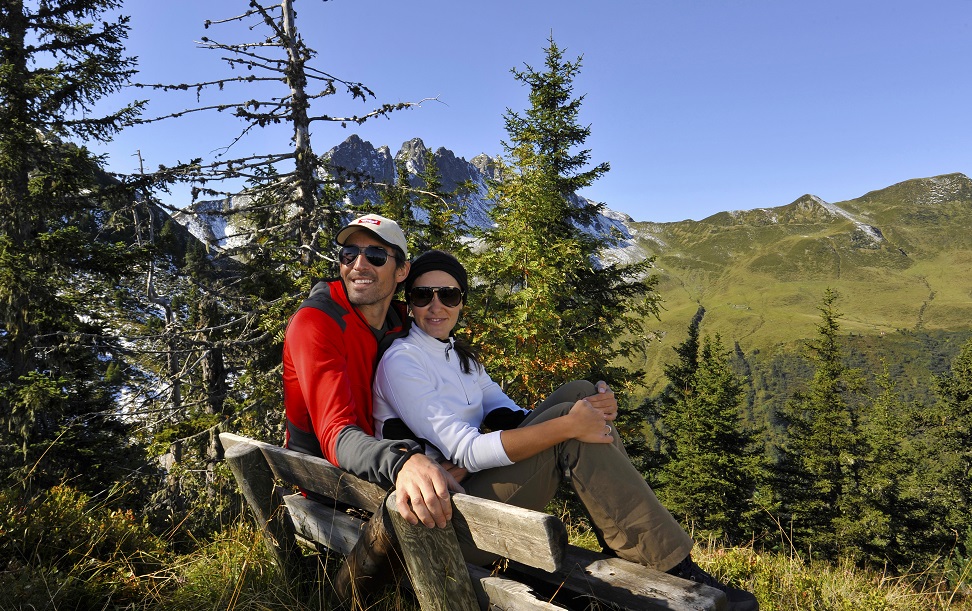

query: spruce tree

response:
[468,36,658,407]
[656,332,763,542]
[378,157,422,253]
[412,148,467,254]
[775,288,867,559]
[123,0,422,527]
[127,165,311,535]
[917,338,972,567]
[662,306,706,405]
[0,0,146,493]
[841,361,918,568]
[136,0,422,273]
[622,305,706,482]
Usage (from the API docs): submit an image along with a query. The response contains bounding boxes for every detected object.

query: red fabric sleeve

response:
[283,307,369,466]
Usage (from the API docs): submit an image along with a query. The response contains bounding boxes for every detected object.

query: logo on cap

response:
[358,218,381,227]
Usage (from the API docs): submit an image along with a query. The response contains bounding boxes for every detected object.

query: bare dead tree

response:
[116,1,431,533]
[133,0,426,268]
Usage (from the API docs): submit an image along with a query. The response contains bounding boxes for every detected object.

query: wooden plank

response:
[219,432,388,513]
[284,493,365,556]
[451,493,566,572]
[385,493,479,611]
[223,441,305,582]
[467,565,566,610]
[220,431,247,453]
[510,545,727,611]
[263,445,388,512]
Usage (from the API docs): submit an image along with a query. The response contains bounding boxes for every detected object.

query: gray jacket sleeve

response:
[334,425,422,489]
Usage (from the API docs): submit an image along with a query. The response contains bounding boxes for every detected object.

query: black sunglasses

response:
[339,245,401,267]
[408,286,464,308]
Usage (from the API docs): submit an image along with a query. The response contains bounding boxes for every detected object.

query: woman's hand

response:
[439,459,469,483]
[585,380,619,422]
[567,399,614,444]
[499,394,613,463]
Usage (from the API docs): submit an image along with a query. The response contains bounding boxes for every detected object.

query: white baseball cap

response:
[335,213,409,260]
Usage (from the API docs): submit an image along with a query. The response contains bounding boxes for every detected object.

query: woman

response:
[372,250,757,610]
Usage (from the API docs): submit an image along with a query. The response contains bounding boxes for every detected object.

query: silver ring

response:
[605,425,611,435]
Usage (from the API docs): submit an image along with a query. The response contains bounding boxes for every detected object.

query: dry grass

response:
[2,486,969,611]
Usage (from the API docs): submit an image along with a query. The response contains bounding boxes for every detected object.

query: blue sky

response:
[94,0,972,223]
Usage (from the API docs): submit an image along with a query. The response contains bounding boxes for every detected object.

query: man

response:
[283,214,757,610]
[283,213,459,528]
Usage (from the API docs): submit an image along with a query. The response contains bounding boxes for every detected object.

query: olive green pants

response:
[461,380,694,571]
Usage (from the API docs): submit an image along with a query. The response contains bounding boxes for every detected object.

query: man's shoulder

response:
[298,279,352,330]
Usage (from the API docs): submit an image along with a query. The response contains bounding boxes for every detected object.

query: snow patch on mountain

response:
[811,195,884,244]
[916,173,969,205]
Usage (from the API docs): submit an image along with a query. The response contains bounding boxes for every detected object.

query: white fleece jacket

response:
[373,325,521,472]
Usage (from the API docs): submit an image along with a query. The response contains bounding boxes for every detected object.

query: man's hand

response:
[585,380,618,422]
[394,453,464,528]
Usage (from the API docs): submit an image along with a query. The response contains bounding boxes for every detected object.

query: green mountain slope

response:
[632,172,972,393]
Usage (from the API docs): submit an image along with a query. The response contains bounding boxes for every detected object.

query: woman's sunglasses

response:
[408,286,464,308]
[339,245,400,267]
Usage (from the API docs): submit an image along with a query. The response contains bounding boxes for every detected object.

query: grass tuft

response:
[2,484,969,610]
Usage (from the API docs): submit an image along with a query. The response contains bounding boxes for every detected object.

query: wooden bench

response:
[220,432,727,610]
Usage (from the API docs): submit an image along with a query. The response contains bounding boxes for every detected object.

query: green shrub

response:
[0,485,169,609]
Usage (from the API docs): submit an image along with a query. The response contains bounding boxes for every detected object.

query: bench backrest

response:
[219,432,567,572]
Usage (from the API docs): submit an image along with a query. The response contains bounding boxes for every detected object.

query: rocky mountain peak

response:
[322,134,394,185]
[177,134,966,279]
[396,138,430,173]
[471,153,501,181]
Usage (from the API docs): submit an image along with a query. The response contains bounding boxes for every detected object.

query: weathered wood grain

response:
[511,545,727,611]
[385,492,479,611]
[467,565,565,610]
[451,492,566,572]
[284,493,365,556]
[223,441,304,582]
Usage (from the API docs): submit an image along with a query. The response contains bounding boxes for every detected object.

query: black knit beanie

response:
[405,250,468,303]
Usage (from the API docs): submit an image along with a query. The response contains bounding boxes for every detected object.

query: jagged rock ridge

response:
[175,134,640,258]
[320,135,636,250]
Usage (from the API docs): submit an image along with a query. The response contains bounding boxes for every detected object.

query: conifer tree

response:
[378,157,422,253]
[775,288,867,559]
[839,361,917,567]
[656,332,763,542]
[128,165,312,534]
[0,0,146,493]
[622,306,706,482]
[136,0,423,273]
[412,149,468,254]
[468,36,658,407]
[916,338,972,566]
[663,306,706,404]
[123,1,426,525]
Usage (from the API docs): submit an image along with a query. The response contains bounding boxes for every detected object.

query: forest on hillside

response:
[2,1,971,609]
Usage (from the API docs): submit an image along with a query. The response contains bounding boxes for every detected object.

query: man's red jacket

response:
[283,278,418,487]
